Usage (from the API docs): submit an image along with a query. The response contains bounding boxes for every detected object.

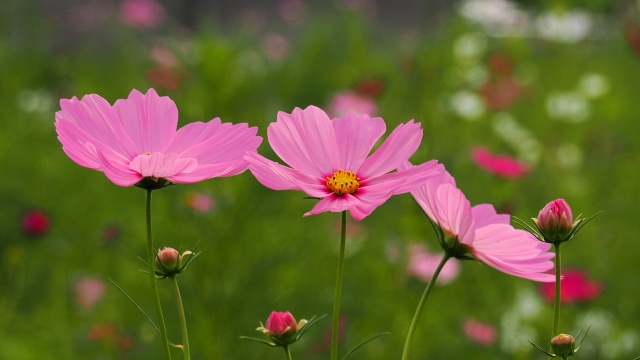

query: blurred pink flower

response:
[463,318,497,346]
[407,243,460,284]
[184,192,216,213]
[279,0,305,26]
[87,322,133,350]
[327,91,378,118]
[119,0,166,29]
[21,209,51,237]
[245,106,442,220]
[55,88,262,187]
[539,269,603,304]
[402,164,555,281]
[263,33,290,62]
[75,277,106,309]
[146,67,183,90]
[471,146,530,179]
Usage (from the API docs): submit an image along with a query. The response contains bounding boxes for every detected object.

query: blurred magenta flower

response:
[119,0,166,29]
[21,209,51,237]
[407,243,460,284]
[75,277,106,309]
[55,89,262,188]
[184,192,216,214]
[327,91,378,118]
[245,106,442,220]
[263,33,290,62]
[471,146,530,179]
[462,318,497,346]
[539,269,603,304]
[534,198,575,243]
[403,164,555,281]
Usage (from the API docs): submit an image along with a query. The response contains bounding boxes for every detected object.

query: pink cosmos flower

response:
[75,277,106,309]
[534,198,575,242]
[463,318,497,346]
[55,89,262,187]
[402,164,555,281]
[539,268,603,304]
[119,0,166,29]
[245,106,442,220]
[327,91,378,118]
[407,243,460,284]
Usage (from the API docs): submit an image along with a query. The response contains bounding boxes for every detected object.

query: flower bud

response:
[551,333,576,357]
[534,199,575,243]
[155,247,195,278]
[156,247,181,270]
[258,311,308,346]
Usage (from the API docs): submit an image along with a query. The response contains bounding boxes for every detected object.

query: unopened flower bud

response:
[551,333,576,357]
[534,199,575,243]
[156,247,180,270]
[258,311,308,346]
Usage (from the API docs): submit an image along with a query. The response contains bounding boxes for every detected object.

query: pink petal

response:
[331,113,385,171]
[129,152,197,179]
[358,120,423,179]
[386,160,443,195]
[268,106,339,176]
[167,119,262,165]
[304,194,361,217]
[97,151,142,186]
[113,88,178,154]
[471,203,511,227]
[245,152,328,197]
[56,94,138,160]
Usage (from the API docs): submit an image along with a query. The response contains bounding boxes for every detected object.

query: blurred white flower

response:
[555,143,583,170]
[491,112,543,164]
[459,0,529,36]
[16,89,55,114]
[449,90,486,120]
[535,10,593,43]
[453,33,488,63]
[546,91,590,122]
[578,72,610,99]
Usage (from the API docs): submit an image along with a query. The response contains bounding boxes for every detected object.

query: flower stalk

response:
[146,189,172,360]
[171,276,190,360]
[401,253,451,360]
[552,243,562,340]
[330,210,348,360]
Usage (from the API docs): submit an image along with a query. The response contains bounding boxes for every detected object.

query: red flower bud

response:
[534,199,575,242]
[551,333,576,357]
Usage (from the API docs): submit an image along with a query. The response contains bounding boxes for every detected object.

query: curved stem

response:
[146,189,172,360]
[330,211,348,360]
[401,254,451,360]
[171,276,190,360]
[283,345,293,360]
[551,242,562,359]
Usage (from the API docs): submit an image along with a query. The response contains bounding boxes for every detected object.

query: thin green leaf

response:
[108,278,161,335]
[528,340,555,357]
[239,336,277,347]
[342,332,390,360]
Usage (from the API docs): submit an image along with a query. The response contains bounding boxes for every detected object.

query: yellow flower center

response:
[326,170,360,196]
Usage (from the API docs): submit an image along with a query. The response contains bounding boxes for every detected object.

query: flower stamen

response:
[326,170,360,196]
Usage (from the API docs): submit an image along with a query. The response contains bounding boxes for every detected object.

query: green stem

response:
[401,254,451,360]
[551,242,562,359]
[171,276,190,360]
[330,211,348,360]
[146,189,172,360]
[283,345,292,360]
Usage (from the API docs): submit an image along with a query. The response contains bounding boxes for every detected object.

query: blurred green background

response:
[2,0,640,359]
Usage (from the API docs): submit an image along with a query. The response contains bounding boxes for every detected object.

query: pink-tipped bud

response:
[257,311,308,346]
[551,334,576,357]
[534,199,575,242]
[265,311,298,337]
[156,247,180,270]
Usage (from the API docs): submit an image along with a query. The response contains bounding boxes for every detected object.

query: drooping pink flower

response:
[402,164,555,282]
[471,146,530,179]
[119,0,166,29]
[463,318,497,346]
[407,243,460,284]
[75,277,106,309]
[245,106,442,220]
[539,269,603,304]
[327,91,378,118]
[21,209,51,237]
[55,89,262,187]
